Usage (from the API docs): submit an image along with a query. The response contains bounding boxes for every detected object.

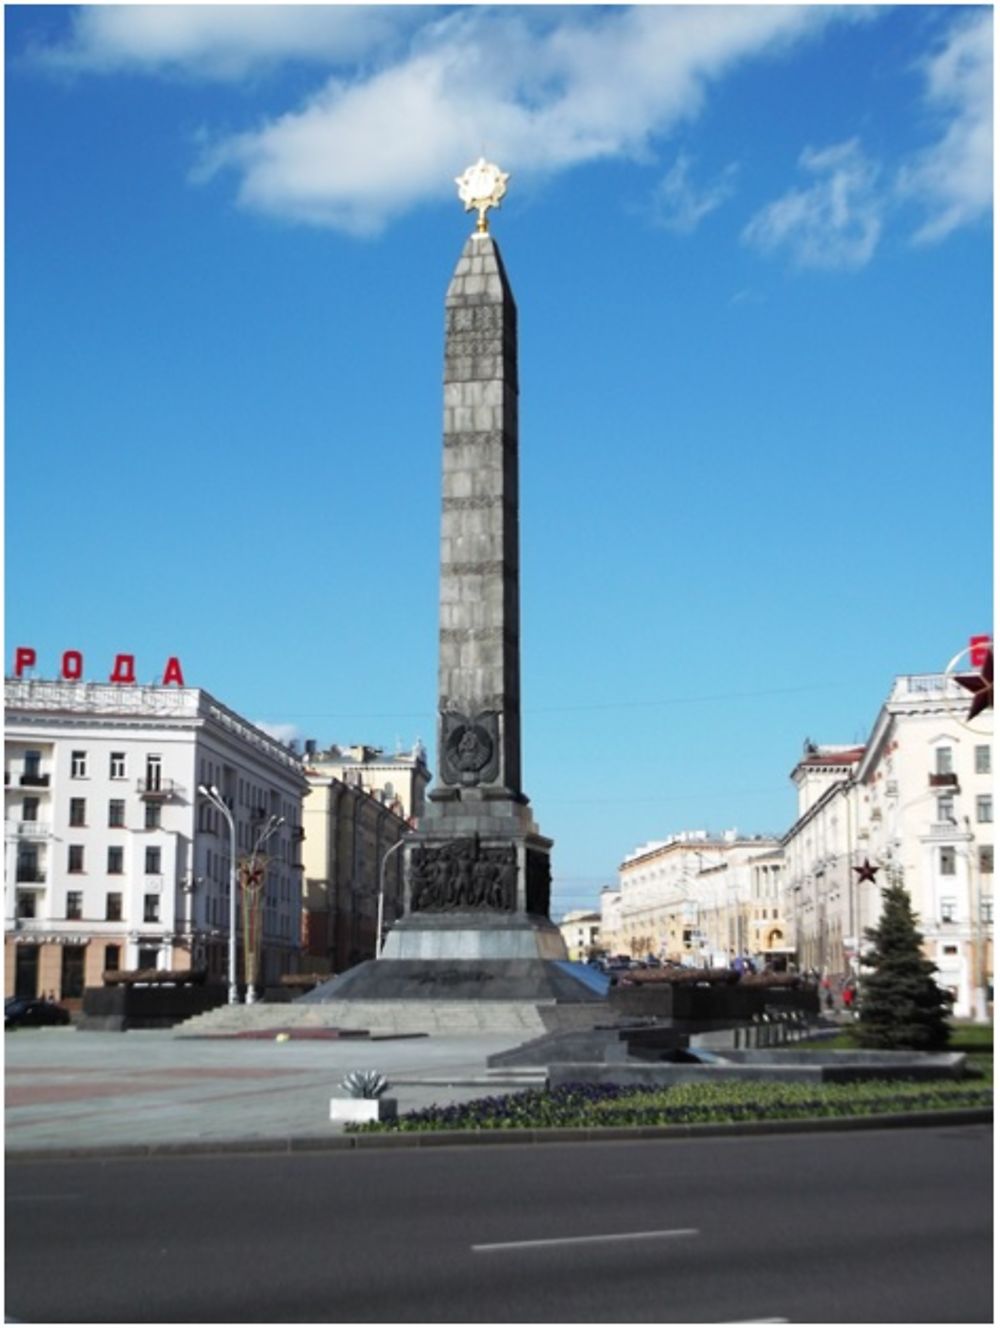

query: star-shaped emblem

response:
[955,646,993,721]
[853,858,879,884]
[455,158,510,233]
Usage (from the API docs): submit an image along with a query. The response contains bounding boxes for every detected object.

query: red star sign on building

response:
[955,646,993,722]
[853,858,879,884]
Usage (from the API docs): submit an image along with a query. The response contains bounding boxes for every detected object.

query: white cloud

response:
[896,9,993,244]
[185,4,836,234]
[652,152,738,233]
[742,138,883,270]
[254,721,302,748]
[32,5,416,80]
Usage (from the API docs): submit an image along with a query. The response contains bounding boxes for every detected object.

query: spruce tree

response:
[856,878,951,1051]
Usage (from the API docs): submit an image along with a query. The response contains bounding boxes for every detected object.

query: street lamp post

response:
[377,837,409,958]
[198,784,238,1005]
[244,815,285,1005]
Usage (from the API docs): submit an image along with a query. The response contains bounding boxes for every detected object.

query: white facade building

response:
[557,909,602,961]
[607,831,785,967]
[781,673,993,1018]
[5,679,308,1002]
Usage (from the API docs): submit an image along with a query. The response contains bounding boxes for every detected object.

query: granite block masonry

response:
[380,228,564,968]
[300,202,604,1022]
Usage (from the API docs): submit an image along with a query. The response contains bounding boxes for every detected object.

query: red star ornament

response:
[853,858,879,884]
[955,647,993,721]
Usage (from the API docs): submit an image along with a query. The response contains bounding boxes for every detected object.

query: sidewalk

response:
[4,1027,539,1156]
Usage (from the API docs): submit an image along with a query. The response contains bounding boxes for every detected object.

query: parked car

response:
[5,997,70,1030]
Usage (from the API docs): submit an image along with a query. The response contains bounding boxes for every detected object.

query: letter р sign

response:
[970,635,991,668]
[10,649,186,687]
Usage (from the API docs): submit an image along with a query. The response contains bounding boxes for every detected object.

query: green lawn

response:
[798,1022,993,1080]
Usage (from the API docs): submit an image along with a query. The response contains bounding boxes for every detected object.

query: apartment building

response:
[605,830,786,966]
[782,673,993,1017]
[5,678,307,1002]
[300,741,431,972]
[557,909,602,961]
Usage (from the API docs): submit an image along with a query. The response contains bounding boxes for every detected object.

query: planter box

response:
[329,1097,398,1124]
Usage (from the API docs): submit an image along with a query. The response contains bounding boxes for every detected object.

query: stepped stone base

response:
[175,995,604,1039]
[300,955,605,1005]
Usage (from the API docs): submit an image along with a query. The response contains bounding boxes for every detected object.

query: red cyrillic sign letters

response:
[11,649,186,686]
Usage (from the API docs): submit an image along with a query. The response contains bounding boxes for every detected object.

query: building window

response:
[145,755,162,792]
[937,795,955,824]
[61,946,86,999]
[939,846,956,876]
[935,746,953,775]
[108,800,126,828]
[66,890,83,921]
[981,897,994,926]
[104,945,120,973]
[69,797,87,827]
[68,845,85,874]
[107,846,124,875]
[16,846,39,883]
[23,750,41,778]
[71,751,87,778]
[976,795,993,824]
[144,801,162,830]
[143,894,160,923]
[979,845,994,875]
[975,745,991,775]
[109,752,126,779]
[106,891,123,922]
[138,946,159,970]
[21,797,39,823]
[16,891,37,919]
[145,846,162,875]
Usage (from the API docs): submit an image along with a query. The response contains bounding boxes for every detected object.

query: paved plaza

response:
[4,1026,542,1155]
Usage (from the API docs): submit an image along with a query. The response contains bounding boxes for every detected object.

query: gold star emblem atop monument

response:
[455,157,510,233]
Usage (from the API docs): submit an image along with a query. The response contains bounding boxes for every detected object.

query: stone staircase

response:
[175,998,599,1039]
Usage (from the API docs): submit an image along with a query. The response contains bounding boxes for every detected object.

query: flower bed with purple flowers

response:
[346,1076,991,1134]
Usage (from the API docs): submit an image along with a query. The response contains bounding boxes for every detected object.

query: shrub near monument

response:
[855,879,953,1052]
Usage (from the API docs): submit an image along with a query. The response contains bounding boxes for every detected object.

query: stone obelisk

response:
[382,159,563,966]
[301,163,603,1024]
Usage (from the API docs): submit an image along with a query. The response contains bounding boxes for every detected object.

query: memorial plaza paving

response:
[5,1024,990,1160]
[4,1027,546,1156]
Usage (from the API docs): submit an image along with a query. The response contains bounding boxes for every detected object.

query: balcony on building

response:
[5,820,52,841]
[136,778,181,801]
[15,866,47,884]
[929,772,959,789]
[928,821,962,840]
[19,772,50,788]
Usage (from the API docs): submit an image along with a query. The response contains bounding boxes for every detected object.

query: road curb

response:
[6,1106,991,1162]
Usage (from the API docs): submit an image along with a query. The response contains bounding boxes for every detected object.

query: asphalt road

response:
[5,1125,992,1323]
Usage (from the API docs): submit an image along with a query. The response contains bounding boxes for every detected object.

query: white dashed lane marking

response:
[472,1226,699,1252]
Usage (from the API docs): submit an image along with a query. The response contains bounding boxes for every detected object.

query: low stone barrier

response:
[79,981,228,1031]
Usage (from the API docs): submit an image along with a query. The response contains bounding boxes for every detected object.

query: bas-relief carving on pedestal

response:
[439,710,500,786]
[409,836,517,913]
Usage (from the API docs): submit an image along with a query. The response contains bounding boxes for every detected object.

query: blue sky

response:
[5,4,993,915]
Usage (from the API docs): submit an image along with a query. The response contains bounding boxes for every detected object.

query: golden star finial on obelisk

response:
[455,157,510,233]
